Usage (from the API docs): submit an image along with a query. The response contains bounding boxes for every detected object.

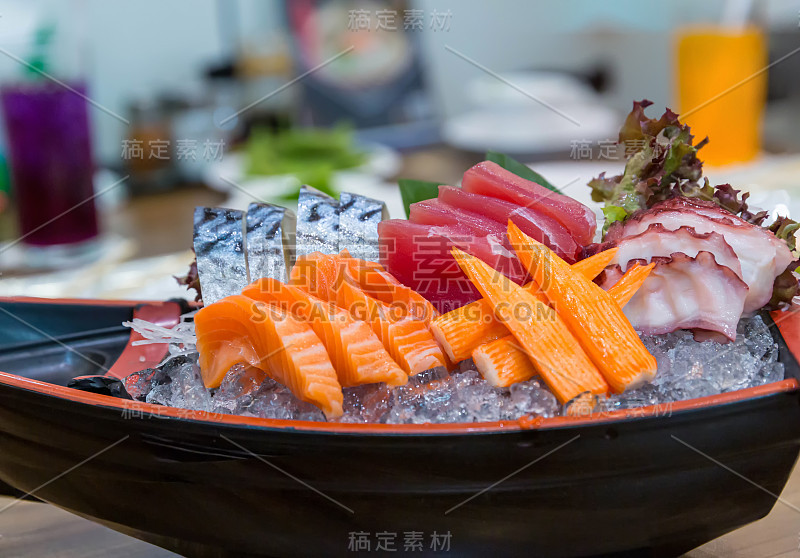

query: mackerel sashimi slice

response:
[461,161,597,246]
[438,185,582,263]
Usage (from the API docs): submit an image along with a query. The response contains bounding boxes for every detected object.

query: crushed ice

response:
[124,315,785,423]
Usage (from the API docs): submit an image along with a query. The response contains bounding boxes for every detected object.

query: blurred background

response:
[0,0,798,299]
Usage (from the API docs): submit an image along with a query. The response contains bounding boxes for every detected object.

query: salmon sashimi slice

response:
[342,251,439,322]
[288,252,342,301]
[430,248,620,363]
[242,278,408,388]
[507,220,657,393]
[438,185,582,264]
[194,295,344,418]
[336,277,447,375]
[472,335,539,388]
[452,248,609,404]
[461,161,597,246]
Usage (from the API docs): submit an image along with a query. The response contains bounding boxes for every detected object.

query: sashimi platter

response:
[128,101,799,424]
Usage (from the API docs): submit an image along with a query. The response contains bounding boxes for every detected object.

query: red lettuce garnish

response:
[175,251,202,302]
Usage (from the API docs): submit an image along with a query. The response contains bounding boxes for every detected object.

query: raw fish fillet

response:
[335,277,447,375]
[194,294,343,418]
[438,186,582,263]
[193,207,249,305]
[461,161,597,246]
[289,252,343,301]
[337,192,387,262]
[242,278,407,388]
[245,202,295,283]
[340,255,439,323]
[410,198,528,280]
[296,185,339,258]
[379,219,528,313]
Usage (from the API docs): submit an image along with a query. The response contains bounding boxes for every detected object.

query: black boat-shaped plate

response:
[1,296,800,558]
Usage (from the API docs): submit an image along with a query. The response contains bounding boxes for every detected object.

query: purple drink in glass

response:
[1,81,98,247]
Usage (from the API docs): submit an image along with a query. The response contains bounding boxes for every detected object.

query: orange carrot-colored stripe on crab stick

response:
[507,220,657,393]
[430,247,620,363]
[606,262,655,308]
[472,335,539,388]
[452,248,608,404]
[429,299,509,363]
[571,247,619,281]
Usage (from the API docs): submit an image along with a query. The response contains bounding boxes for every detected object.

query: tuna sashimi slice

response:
[410,198,507,236]
[242,278,407,388]
[437,186,582,263]
[461,161,597,246]
[410,198,528,280]
[194,295,343,418]
[378,219,529,313]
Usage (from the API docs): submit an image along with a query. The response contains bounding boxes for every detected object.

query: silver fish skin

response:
[193,207,248,305]
[337,191,387,262]
[295,185,339,257]
[245,202,295,283]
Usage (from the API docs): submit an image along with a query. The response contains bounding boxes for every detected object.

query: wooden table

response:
[1,468,799,557]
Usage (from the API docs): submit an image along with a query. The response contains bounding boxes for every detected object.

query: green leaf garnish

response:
[398,178,441,218]
[601,205,628,235]
[485,151,561,194]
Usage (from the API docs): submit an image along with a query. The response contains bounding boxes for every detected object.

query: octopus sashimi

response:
[605,198,794,313]
[598,252,748,341]
[608,223,743,281]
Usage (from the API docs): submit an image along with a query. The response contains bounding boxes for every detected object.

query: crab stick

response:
[471,262,654,387]
[431,248,620,363]
[452,248,608,404]
[507,221,657,393]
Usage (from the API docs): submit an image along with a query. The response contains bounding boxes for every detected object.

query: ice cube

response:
[505,381,559,419]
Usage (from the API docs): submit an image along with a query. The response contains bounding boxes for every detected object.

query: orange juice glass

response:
[675,26,767,166]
